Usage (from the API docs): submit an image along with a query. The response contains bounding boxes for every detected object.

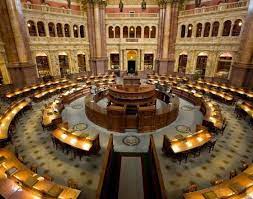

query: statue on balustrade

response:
[195,0,201,7]
[141,0,146,10]
[119,0,124,12]
[67,0,71,8]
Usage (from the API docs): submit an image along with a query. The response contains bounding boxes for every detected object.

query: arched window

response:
[73,25,78,38]
[129,26,135,38]
[216,53,232,79]
[115,26,120,38]
[232,19,242,36]
[56,23,63,37]
[64,24,70,37]
[80,25,85,38]
[48,22,55,37]
[27,20,37,36]
[37,21,46,37]
[196,23,202,37]
[108,26,114,38]
[203,22,210,37]
[144,26,150,38]
[136,26,141,38]
[178,54,188,74]
[123,26,128,38]
[211,21,219,37]
[181,25,186,38]
[222,20,232,36]
[187,24,193,37]
[150,26,156,38]
[196,53,208,77]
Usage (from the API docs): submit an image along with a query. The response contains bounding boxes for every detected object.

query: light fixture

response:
[189,26,192,30]
[74,26,77,30]
[27,23,31,27]
[130,27,134,31]
[239,21,242,26]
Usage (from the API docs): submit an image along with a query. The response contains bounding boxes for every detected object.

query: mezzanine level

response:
[179,0,248,17]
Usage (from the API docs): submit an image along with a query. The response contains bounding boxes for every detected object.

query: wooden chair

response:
[183,183,198,193]
[229,169,237,179]
[43,173,53,181]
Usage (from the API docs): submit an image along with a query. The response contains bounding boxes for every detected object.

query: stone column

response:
[84,0,107,75]
[0,0,37,86]
[168,0,179,73]
[94,3,101,57]
[230,0,253,88]
[157,2,171,75]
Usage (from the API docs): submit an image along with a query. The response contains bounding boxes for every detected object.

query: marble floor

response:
[3,92,253,199]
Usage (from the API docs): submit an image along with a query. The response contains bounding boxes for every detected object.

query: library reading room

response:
[0,0,252,198]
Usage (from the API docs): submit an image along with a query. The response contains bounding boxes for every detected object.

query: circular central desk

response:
[85,85,179,133]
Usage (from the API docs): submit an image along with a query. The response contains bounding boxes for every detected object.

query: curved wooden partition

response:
[172,86,224,130]
[85,90,179,133]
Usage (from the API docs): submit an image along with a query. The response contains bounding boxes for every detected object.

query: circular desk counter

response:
[85,89,179,133]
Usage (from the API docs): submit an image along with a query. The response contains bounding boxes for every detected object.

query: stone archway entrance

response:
[127,50,137,74]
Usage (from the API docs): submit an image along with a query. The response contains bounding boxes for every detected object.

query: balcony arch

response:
[222,20,232,36]
[115,26,120,38]
[196,23,202,37]
[27,20,37,36]
[123,26,128,38]
[129,26,135,38]
[48,22,56,37]
[37,21,46,37]
[108,26,114,38]
[187,24,193,37]
[73,25,78,38]
[56,23,63,37]
[211,21,219,37]
[203,22,210,37]
[181,25,186,38]
[136,26,141,38]
[232,19,242,36]
[64,24,71,37]
[80,25,85,38]
[150,26,156,38]
[144,26,150,38]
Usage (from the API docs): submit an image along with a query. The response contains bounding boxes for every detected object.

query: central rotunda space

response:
[85,76,179,133]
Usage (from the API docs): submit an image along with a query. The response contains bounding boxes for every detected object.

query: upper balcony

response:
[179,0,248,17]
[106,12,159,19]
[22,3,85,17]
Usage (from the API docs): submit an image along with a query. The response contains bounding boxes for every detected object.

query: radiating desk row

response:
[52,123,100,155]
[197,80,253,100]
[33,82,77,101]
[42,99,64,129]
[60,85,90,104]
[235,101,253,119]
[5,79,67,99]
[162,128,213,155]
[187,83,234,104]
[0,98,32,142]
[0,149,80,199]
[184,165,253,199]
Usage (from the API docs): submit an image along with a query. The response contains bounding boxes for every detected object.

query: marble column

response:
[168,0,179,73]
[157,2,171,75]
[0,0,37,86]
[84,0,107,75]
[230,0,253,88]
[157,0,179,75]
[94,3,101,57]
